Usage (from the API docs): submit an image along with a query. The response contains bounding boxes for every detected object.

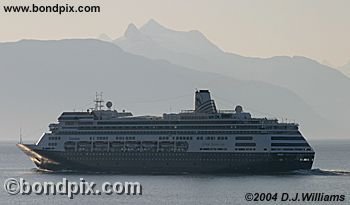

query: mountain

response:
[0,39,333,141]
[321,60,334,68]
[339,61,350,77]
[98,33,113,42]
[114,19,350,138]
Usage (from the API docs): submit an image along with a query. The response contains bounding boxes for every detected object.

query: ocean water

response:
[0,140,349,205]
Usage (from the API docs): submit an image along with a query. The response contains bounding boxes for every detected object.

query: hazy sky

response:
[1,0,349,66]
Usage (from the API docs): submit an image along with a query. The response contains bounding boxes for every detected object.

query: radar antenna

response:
[94,92,104,110]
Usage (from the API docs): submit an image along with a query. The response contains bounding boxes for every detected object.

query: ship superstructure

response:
[18,90,314,173]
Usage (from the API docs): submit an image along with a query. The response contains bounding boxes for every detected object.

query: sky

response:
[0,0,349,67]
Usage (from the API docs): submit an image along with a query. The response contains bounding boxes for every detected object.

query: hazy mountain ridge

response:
[98,33,113,42]
[114,20,350,138]
[339,61,350,77]
[139,19,224,57]
[0,39,335,141]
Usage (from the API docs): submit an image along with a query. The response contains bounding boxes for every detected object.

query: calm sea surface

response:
[0,140,349,205]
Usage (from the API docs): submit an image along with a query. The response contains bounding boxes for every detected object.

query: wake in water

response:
[31,167,350,176]
[291,168,350,176]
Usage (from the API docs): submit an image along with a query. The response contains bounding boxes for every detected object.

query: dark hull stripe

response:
[26,148,314,173]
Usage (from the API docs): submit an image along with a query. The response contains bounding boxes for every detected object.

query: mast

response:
[19,128,23,144]
[94,92,104,110]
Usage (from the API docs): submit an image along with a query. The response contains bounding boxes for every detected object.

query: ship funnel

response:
[195,90,217,114]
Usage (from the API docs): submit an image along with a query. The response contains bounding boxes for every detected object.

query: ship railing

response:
[180,110,195,113]
[217,110,236,113]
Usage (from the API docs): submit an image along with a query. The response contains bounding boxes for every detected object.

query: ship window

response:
[271,137,304,140]
[235,143,256,147]
[271,143,309,147]
[235,136,253,140]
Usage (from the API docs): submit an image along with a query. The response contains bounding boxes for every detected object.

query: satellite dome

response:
[106,101,113,109]
[235,105,243,113]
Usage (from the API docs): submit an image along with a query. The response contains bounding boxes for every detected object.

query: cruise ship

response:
[18,90,315,173]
